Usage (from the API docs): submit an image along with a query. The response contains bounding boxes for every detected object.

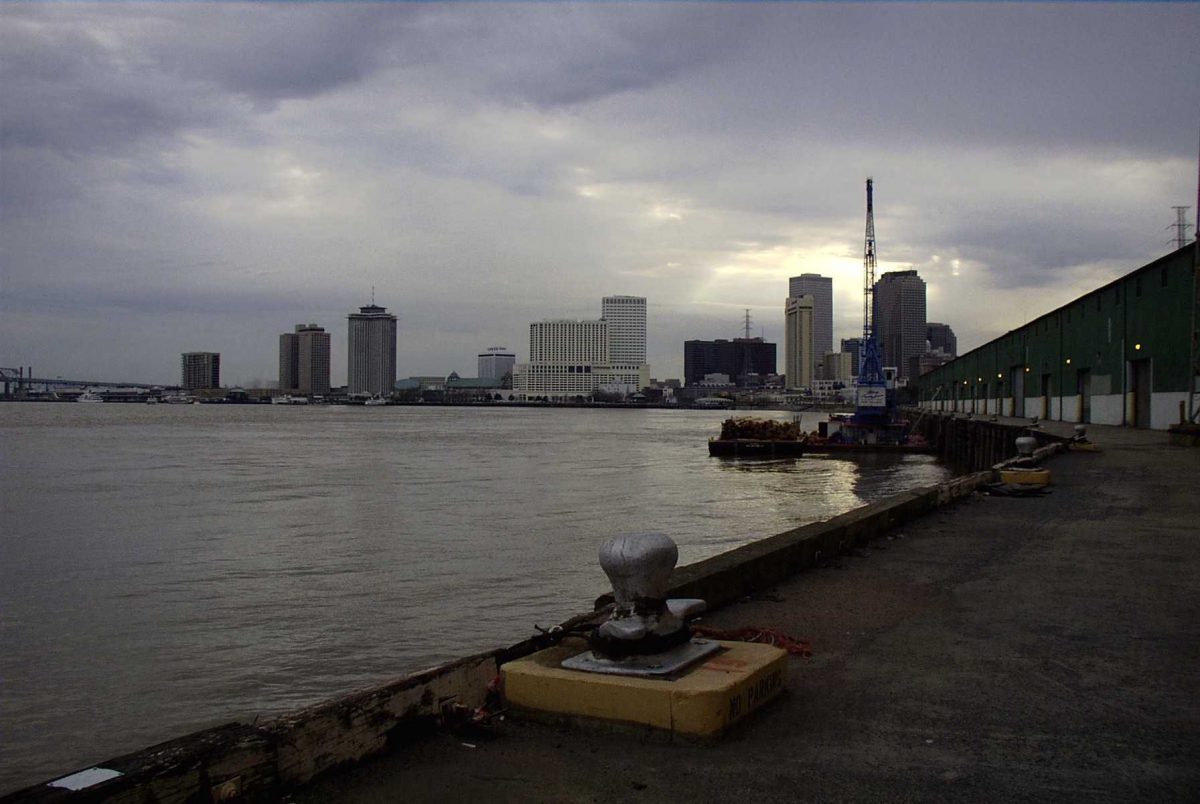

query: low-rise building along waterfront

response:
[916,242,1197,430]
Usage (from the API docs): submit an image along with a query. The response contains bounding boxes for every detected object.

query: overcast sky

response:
[2,2,1198,386]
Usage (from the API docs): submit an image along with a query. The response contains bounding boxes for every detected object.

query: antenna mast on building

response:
[742,309,753,339]
[1169,206,1193,249]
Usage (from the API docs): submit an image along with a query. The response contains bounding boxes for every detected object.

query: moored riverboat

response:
[708,416,932,458]
[707,438,805,457]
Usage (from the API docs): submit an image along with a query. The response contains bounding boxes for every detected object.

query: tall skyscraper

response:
[841,337,863,377]
[279,323,331,394]
[788,274,832,374]
[279,332,298,392]
[874,270,927,379]
[601,295,647,364]
[347,304,397,395]
[784,295,815,389]
[181,352,220,390]
[926,322,957,357]
[478,347,516,380]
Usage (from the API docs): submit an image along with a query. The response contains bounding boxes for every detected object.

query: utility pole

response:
[1190,138,1200,421]
[1169,206,1193,250]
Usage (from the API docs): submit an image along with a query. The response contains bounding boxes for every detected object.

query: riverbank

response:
[297,421,1199,803]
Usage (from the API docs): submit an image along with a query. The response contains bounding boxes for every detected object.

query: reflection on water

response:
[0,404,948,791]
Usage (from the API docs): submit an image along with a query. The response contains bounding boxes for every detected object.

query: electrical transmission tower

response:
[741,309,753,339]
[1169,206,1193,250]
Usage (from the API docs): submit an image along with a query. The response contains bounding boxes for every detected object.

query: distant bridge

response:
[1,367,178,394]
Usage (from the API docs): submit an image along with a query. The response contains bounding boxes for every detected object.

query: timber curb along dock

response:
[3,417,1076,803]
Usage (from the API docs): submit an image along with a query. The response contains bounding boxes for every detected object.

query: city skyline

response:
[2,4,1197,387]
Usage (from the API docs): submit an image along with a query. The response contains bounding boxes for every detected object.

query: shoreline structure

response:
[3,417,1072,802]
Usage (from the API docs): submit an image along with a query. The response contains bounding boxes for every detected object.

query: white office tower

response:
[784,295,815,390]
[515,319,609,397]
[478,347,516,380]
[347,304,397,396]
[514,295,651,399]
[601,295,647,363]
[788,274,832,372]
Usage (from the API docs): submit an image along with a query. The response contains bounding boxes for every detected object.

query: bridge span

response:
[1,367,178,394]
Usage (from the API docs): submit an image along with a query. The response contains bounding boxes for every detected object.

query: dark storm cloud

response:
[142,4,416,104]
[459,5,759,108]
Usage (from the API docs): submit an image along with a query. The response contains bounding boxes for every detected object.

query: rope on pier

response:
[691,625,812,658]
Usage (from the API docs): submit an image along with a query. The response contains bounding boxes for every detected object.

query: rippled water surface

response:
[0,403,948,790]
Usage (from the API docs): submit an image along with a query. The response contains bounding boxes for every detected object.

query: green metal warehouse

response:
[916,242,1197,430]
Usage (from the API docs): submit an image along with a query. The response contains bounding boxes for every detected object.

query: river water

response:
[0,403,948,791]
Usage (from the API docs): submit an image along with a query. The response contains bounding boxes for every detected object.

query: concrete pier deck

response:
[296,422,1200,803]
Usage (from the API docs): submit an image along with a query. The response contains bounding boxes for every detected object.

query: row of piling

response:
[908,412,1067,473]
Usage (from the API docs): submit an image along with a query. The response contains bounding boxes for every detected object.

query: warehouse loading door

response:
[1011,367,1025,417]
[1077,368,1091,423]
[1131,359,1152,428]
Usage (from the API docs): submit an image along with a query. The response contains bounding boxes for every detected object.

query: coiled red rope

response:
[691,625,812,658]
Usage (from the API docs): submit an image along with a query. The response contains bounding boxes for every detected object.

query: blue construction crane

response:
[852,177,891,427]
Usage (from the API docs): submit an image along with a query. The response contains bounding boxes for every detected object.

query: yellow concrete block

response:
[501,641,787,738]
[999,467,1051,486]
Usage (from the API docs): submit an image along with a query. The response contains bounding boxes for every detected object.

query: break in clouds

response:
[1,3,1197,385]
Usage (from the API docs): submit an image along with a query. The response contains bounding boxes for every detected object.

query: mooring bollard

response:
[566,532,717,672]
[500,532,789,738]
[999,435,1051,486]
[1069,423,1099,451]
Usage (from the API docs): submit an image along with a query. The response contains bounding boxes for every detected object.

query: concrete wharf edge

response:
[2,422,1071,804]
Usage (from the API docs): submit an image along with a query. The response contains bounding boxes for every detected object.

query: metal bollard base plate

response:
[562,637,722,678]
